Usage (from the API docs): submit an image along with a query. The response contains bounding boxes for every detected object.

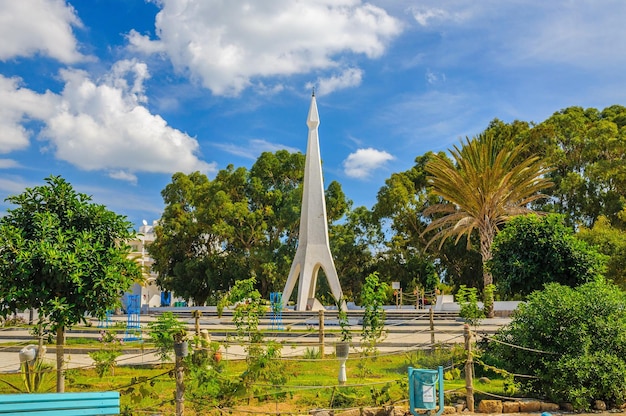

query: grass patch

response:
[0,347,519,415]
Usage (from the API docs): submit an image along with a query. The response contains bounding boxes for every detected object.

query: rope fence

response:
[0,313,553,415]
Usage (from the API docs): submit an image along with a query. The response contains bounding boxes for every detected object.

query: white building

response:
[126,220,163,309]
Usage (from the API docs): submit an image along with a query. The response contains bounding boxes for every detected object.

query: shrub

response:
[486,280,626,410]
[360,272,388,355]
[456,285,484,326]
[147,312,187,362]
[490,214,606,297]
[89,330,123,378]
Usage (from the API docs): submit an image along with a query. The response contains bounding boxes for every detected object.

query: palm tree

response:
[422,133,553,296]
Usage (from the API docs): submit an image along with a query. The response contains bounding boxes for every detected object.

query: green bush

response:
[490,214,607,297]
[456,285,484,326]
[486,280,626,410]
[147,311,187,362]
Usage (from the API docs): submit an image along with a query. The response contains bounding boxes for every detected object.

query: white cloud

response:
[307,68,363,96]
[128,0,402,96]
[425,69,446,85]
[343,148,394,179]
[108,170,138,184]
[0,61,214,179]
[0,159,20,169]
[0,76,58,153]
[0,0,87,63]
[402,1,626,69]
[411,7,451,26]
[510,2,626,68]
[214,139,299,160]
[0,176,41,199]
[40,60,213,176]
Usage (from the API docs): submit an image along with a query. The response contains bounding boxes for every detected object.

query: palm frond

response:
[421,133,553,266]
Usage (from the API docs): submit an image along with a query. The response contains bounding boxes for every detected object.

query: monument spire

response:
[282,94,343,311]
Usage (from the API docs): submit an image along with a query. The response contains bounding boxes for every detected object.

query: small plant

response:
[370,382,393,405]
[217,277,290,404]
[303,347,321,359]
[483,284,496,317]
[89,330,123,378]
[1,315,27,327]
[334,295,351,344]
[219,277,266,347]
[502,375,518,396]
[329,386,357,408]
[172,329,188,343]
[444,367,461,380]
[456,285,484,327]
[147,312,187,362]
[0,344,52,393]
[360,272,388,356]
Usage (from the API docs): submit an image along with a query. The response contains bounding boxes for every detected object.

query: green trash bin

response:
[408,366,443,415]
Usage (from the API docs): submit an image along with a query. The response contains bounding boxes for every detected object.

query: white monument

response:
[282,93,343,311]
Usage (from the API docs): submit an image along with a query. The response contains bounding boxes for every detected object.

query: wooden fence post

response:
[464,324,474,412]
[319,310,325,357]
[192,310,201,337]
[430,307,435,351]
[175,354,185,416]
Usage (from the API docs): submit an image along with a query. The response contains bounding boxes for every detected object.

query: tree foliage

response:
[150,151,350,304]
[422,133,553,289]
[490,214,607,296]
[0,176,141,323]
[0,175,141,391]
[532,106,626,228]
[577,214,626,290]
[330,206,381,298]
[486,281,626,410]
[359,272,388,354]
[372,154,457,290]
[484,106,626,229]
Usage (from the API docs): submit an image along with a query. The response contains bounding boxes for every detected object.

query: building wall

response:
[126,220,164,309]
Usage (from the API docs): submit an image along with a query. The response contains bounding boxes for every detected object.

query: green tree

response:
[487,281,626,410]
[0,176,141,392]
[422,134,553,297]
[490,214,607,297]
[527,106,626,228]
[151,151,350,303]
[330,206,381,299]
[149,171,219,305]
[577,214,626,289]
[373,154,451,290]
[480,108,626,230]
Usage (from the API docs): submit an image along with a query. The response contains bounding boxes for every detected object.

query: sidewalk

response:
[0,311,510,373]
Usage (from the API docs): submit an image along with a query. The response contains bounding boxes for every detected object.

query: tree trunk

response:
[479,227,494,287]
[56,326,65,393]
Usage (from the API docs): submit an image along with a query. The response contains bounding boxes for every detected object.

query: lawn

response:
[0,343,514,415]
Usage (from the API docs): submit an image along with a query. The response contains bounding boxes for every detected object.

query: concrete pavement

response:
[0,311,509,373]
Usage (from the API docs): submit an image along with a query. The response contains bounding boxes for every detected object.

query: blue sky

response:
[1,0,626,228]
